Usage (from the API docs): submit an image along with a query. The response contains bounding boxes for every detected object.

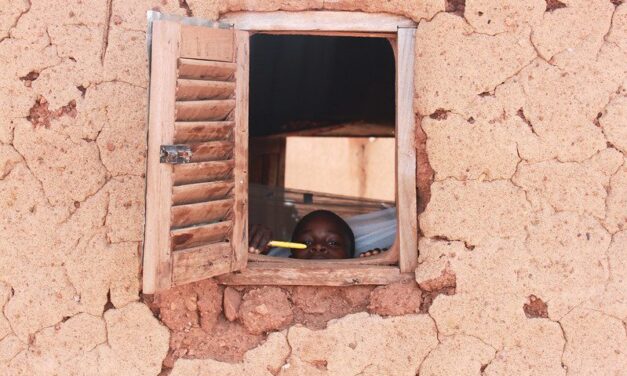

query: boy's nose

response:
[312,244,326,252]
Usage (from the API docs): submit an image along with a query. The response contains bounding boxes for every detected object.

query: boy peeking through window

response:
[249,210,384,259]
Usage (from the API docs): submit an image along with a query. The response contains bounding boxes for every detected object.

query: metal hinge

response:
[160,145,192,164]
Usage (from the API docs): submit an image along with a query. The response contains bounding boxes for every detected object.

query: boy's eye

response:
[328,240,338,246]
[304,240,313,246]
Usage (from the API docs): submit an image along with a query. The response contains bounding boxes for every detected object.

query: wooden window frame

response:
[215,11,418,286]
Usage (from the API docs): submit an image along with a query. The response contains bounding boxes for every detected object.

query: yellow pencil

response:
[268,240,307,250]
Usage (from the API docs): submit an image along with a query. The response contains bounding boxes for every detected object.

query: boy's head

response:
[290,210,355,259]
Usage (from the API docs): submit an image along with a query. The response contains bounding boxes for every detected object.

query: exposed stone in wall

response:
[239,287,294,335]
[223,286,242,321]
[367,280,422,316]
[153,282,437,368]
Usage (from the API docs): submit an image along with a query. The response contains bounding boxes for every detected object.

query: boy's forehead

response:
[298,215,345,233]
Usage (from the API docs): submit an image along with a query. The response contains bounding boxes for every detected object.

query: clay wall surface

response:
[1,0,626,375]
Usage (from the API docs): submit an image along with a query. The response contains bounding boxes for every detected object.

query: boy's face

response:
[291,215,351,259]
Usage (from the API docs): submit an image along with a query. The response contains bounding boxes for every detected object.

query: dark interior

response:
[249,34,396,137]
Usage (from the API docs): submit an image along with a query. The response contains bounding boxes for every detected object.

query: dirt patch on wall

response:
[148,275,455,370]
[416,115,435,214]
[523,295,549,319]
[26,96,77,128]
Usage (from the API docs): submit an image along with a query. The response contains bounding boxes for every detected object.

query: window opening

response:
[142,12,418,291]
[247,34,397,261]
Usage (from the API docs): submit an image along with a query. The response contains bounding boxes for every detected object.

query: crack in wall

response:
[0,0,32,43]
[1,284,18,341]
[353,363,375,376]
[595,5,619,61]
[9,146,54,207]
[602,158,625,234]
[271,331,292,375]
[529,29,558,66]
[555,318,569,374]
[100,0,113,64]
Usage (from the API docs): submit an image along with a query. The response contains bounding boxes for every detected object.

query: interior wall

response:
[284,136,395,201]
[0,0,626,375]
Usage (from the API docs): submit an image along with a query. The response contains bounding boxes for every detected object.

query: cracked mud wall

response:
[1,0,626,375]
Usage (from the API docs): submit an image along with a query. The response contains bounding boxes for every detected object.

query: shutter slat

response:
[176,79,235,100]
[172,242,233,285]
[174,121,234,143]
[171,198,234,228]
[178,58,236,80]
[189,141,233,162]
[171,221,233,251]
[176,100,235,121]
[172,181,234,205]
[173,160,234,185]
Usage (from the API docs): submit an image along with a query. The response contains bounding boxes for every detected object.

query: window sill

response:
[216,262,413,286]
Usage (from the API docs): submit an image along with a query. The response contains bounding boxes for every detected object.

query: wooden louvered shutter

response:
[143,19,249,293]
